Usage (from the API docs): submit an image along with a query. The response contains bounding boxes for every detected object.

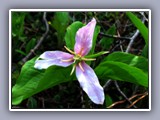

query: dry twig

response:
[21,12,49,63]
[107,92,148,108]
[103,79,112,90]
[127,92,148,108]
[125,13,146,53]
[113,31,137,108]
[114,81,137,108]
[99,32,131,40]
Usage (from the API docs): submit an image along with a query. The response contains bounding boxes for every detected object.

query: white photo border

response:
[9,9,151,111]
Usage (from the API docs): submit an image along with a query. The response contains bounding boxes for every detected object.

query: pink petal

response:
[74,18,96,56]
[76,61,104,104]
[34,51,74,69]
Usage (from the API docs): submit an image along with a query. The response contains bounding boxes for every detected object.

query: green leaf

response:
[51,12,70,42]
[12,57,75,105]
[103,52,148,73]
[64,21,84,50]
[95,61,148,87]
[12,96,23,105]
[105,94,113,107]
[126,12,148,44]
[25,38,36,54]
[100,25,116,50]
[12,57,44,105]
[36,65,75,92]
[15,49,27,56]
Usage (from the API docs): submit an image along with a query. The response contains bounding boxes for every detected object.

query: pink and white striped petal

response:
[74,18,96,56]
[76,61,104,104]
[34,51,74,69]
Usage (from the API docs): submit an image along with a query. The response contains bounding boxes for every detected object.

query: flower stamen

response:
[78,62,84,72]
[61,58,73,62]
[79,48,84,56]
[70,64,76,75]
[64,46,75,55]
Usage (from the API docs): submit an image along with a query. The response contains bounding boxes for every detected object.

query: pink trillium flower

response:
[34,18,104,104]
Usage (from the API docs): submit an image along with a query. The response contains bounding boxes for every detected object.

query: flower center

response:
[63,46,96,75]
[64,46,96,62]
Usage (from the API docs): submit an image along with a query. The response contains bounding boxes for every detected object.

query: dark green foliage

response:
[11,11,149,109]
[51,12,70,47]
[12,12,26,39]
[100,25,116,50]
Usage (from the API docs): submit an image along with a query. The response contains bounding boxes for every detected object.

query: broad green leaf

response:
[95,61,148,87]
[103,52,148,73]
[12,96,23,105]
[12,57,44,105]
[100,25,116,50]
[12,57,75,105]
[126,12,148,44]
[89,26,100,54]
[36,65,75,92]
[51,12,70,42]
[64,21,84,50]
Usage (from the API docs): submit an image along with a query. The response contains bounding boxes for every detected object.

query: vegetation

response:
[11,11,149,109]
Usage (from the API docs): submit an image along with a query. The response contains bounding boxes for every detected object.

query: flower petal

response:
[74,18,96,56]
[34,51,74,69]
[37,51,74,60]
[76,61,104,104]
